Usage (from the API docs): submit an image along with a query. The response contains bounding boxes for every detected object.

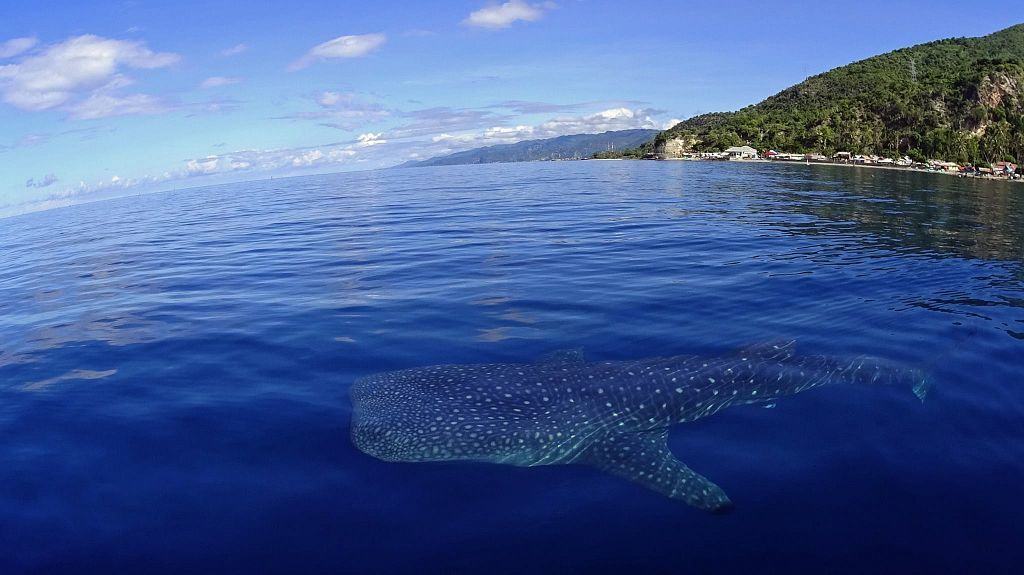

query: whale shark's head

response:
[351,368,494,463]
[351,363,548,464]
[351,416,418,462]
[350,373,426,462]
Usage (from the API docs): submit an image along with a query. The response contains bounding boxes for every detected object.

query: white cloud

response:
[484,124,535,139]
[188,97,242,115]
[431,133,477,144]
[220,43,248,57]
[200,76,242,88]
[60,172,154,199]
[67,92,167,120]
[464,1,552,29]
[18,133,49,147]
[317,90,349,107]
[330,149,358,160]
[10,102,666,218]
[663,118,684,130]
[537,107,661,135]
[389,107,506,139]
[291,149,324,167]
[357,132,386,147]
[0,37,37,59]
[177,137,372,179]
[290,33,387,70]
[6,153,228,215]
[407,106,663,158]
[186,156,220,175]
[273,91,390,130]
[0,35,179,116]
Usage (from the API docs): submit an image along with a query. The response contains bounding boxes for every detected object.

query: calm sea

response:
[1,161,1022,574]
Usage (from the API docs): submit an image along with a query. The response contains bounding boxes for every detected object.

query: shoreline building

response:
[725,145,759,160]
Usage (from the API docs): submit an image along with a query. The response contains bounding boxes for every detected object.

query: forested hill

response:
[400,129,658,167]
[654,24,1024,164]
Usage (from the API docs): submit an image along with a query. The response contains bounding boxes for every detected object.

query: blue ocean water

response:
[1,161,1022,574]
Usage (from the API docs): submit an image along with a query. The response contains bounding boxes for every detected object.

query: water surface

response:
[1,161,1022,573]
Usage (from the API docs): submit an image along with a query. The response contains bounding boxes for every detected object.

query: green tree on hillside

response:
[645,24,1024,166]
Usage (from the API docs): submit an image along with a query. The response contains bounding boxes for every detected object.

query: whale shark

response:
[350,342,929,513]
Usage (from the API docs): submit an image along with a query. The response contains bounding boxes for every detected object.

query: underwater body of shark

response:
[350,343,929,513]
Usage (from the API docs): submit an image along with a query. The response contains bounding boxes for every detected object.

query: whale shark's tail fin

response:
[911,370,931,402]
[582,429,734,514]
[908,324,977,401]
[843,360,935,402]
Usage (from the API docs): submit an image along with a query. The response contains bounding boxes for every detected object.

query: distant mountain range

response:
[648,23,1024,165]
[399,129,658,168]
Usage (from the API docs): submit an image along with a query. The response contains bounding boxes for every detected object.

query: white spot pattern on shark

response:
[350,341,929,513]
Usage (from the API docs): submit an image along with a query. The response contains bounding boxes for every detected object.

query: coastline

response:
[645,157,1023,185]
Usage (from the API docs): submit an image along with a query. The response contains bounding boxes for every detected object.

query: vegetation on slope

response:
[651,24,1024,164]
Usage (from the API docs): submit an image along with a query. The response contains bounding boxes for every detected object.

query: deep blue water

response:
[2,161,1023,574]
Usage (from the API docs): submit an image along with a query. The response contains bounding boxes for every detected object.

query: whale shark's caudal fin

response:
[583,430,734,514]
[911,371,932,402]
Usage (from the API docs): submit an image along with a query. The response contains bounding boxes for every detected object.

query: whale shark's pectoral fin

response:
[583,430,733,513]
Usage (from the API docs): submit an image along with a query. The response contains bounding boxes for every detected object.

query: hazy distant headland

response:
[398,129,658,168]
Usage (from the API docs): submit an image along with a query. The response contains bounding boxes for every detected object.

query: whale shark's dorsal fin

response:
[738,340,797,361]
[538,348,585,365]
[582,430,734,513]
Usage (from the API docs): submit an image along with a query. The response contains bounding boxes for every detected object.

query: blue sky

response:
[1,0,1020,216]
